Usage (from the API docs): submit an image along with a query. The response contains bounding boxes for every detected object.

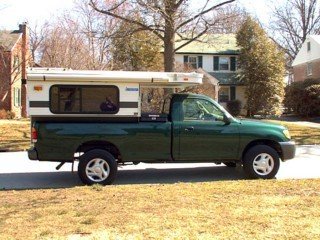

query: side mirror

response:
[223,115,231,125]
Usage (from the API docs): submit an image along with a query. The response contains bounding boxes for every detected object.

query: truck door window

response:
[182,98,224,121]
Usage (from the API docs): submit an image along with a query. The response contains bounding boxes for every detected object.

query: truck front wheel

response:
[243,145,280,179]
[78,149,118,185]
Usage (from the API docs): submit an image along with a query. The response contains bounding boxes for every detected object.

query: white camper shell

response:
[27,68,203,117]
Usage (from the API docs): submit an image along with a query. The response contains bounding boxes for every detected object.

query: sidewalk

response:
[274,115,320,128]
[295,145,320,157]
[289,121,320,129]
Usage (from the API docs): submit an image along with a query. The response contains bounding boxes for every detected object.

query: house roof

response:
[175,34,239,55]
[0,30,22,51]
[292,35,320,66]
[197,68,219,85]
[209,72,243,85]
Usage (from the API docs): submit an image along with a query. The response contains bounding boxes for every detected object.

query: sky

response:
[0,0,75,29]
[0,0,277,30]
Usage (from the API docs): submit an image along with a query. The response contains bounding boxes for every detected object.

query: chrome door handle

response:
[184,126,194,131]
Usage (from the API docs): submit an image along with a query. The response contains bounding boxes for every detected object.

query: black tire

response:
[243,145,280,179]
[224,162,237,168]
[78,149,118,185]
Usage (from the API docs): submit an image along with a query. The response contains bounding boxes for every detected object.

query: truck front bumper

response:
[279,141,296,161]
[28,147,38,160]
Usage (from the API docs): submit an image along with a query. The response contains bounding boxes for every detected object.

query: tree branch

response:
[174,25,208,52]
[89,0,164,40]
[176,0,235,31]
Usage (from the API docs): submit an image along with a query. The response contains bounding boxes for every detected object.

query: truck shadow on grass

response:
[0,165,246,190]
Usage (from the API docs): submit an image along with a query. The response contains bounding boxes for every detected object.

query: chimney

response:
[19,22,29,80]
[19,22,27,34]
[19,22,30,118]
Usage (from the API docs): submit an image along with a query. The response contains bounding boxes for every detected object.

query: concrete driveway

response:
[0,145,319,190]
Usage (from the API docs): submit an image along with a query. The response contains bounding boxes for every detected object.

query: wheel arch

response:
[75,140,122,162]
[241,139,283,161]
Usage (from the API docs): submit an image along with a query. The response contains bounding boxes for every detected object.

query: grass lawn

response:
[0,119,30,151]
[0,179,319,239]
[264,120,320,145]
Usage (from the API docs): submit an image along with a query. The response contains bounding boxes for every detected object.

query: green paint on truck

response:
[28,93,295,185]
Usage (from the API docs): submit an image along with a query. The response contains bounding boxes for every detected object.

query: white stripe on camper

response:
[29,108,139,117]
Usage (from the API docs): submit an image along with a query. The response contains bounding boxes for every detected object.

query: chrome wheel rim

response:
[85,158,110,182]
[253,153,274,176]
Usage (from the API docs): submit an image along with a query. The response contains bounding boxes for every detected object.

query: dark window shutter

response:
[230,86,236,101]
[198,56,203,68]
[214,56,219,71]
[230,57,236,71]
[184,55,188,63]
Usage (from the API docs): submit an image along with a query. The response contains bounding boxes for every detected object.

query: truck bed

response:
[33,120,172,163]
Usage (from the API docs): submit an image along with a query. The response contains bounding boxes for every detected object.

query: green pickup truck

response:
[28,93,295,185]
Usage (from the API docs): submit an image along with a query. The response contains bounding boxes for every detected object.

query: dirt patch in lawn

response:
[0,179,319,239]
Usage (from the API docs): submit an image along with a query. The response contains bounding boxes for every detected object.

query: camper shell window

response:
[49,85,119,114]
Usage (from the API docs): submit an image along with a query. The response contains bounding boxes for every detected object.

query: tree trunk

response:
[164,0,176,73]
[163,30,175,95]
[163,1,176,95]
[164,31,175,72]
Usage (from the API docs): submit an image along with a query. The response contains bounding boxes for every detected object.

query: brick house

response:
[292,35,320,82]
[175,34,246,114]
[0,23,31,118]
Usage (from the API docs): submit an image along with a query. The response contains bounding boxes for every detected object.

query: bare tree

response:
[31,11,112,70]
[74,0,119,69]
[29,22,49,63]
[89,0,235,72]
[270,0,320,62]
[207,4,248,34]
[31,1,125,70]
[36,16,89,69]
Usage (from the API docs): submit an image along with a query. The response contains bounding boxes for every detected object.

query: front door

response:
[177,97,239,161]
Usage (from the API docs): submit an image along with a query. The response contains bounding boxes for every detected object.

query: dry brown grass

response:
[0,179,319,239]
[264,120,320,145]
[0,119,30,151]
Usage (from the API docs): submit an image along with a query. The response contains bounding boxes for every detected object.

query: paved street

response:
[0,145,319,190]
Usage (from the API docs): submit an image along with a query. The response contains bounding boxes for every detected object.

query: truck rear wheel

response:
[78,149,117,185]
[243,145,280,179]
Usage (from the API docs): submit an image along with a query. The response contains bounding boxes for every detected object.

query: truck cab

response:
[27,68,295,185]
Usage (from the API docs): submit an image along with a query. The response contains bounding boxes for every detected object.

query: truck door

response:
[174,97,239,161]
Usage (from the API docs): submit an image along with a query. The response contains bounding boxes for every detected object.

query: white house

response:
[174,34,246,112]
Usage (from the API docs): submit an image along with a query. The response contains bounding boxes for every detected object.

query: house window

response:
[307,42,311,51]
[218,87,229,102]
[307,63,312,76]
[219,57,229,71]
[183,55,203,69]
[189,56,198,69]
[49,85,119,114]
[13,55,20,71]
[14,87,21,107]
